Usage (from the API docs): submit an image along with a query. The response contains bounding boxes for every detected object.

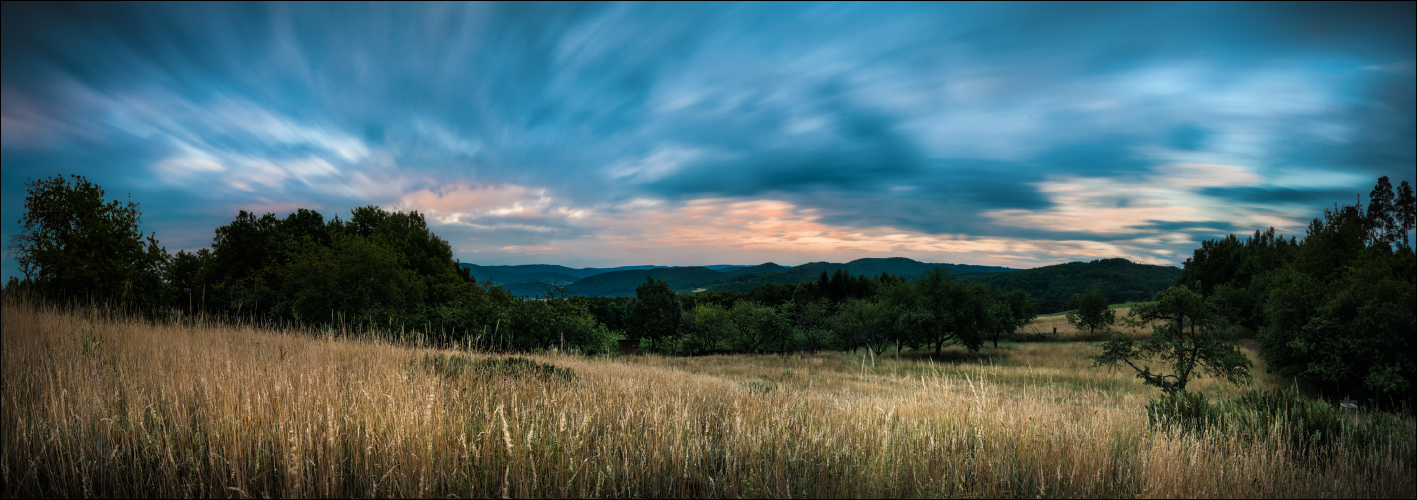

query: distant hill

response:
[465,258,1174,306]
[702,265,753,271]
[460,263,666,284]
[960,258,1181,313]
[719,262,788,276]
[701,265,844,293]
[460,264,548,285]
[701,258,1013,293]
[566,267,729,296]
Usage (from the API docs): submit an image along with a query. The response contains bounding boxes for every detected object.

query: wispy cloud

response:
[2,2,1412,275]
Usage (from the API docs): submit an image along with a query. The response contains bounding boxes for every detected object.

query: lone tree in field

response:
[1066,288,1116,335]
[1090,284,1251,394]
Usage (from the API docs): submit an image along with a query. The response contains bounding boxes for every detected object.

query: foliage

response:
[503,298,613,353]
[419,354,576,381]
[6,174,171,312]
[1183,176,1416,404]
[994,288,1039,347]
[686,300,793,354]
[964,258,1180,313]
[1091,284,1251,395]
[474,356,578,381]
[892,269,1000,354]
[830,297,895,354]
[1066,288,1115,335]
[792,299,834,354]
[628,277,682,345]
[1146,386,1412,457]
[1263,250,1415,399]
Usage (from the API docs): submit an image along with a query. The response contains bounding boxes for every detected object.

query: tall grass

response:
[3,295,1412,498]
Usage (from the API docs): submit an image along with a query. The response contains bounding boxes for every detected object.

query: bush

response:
[475,356,577,381]
[420,354,577,382]
[1146,387,1413,457]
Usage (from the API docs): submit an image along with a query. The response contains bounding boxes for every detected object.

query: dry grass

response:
[3,297,1412,498]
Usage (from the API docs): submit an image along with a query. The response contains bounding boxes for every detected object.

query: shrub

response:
[420,354,577,382]
[1146,386,1413,457]
[475,356,577,381]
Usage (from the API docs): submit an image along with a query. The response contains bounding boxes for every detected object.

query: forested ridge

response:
[959,258,1182,313]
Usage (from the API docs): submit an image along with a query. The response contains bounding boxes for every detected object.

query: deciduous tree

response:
[1091,284,1251,394]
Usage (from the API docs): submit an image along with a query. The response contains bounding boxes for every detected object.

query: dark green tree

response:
[168,248,212,312]
[1066,288,1115,335]
[1091,284,1251,394]
[886,268,992,354]
[994,288,1038,347]
[506,297,612,353]
[628,277,682,349]
[792,298,833,354]
[6,175,170,310]
[207,210,282,313]
[1367,176,1398,246]
[831,297,890,354]
[273,231,423,329]
[1397,180,1415,248]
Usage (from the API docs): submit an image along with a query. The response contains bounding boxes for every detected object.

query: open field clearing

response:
[1016,305,1157,341]
[3,298,1413,498]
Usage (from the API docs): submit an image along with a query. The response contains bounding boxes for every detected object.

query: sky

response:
[2,2,1413,277]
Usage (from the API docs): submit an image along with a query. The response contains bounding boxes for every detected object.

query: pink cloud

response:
[397,183,554,223]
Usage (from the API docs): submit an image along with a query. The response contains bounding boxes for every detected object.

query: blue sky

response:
[3,2,1413,276]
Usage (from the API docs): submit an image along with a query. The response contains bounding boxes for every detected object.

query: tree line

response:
[5,174,1039,356]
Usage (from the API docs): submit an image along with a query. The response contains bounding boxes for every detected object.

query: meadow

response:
[3,296,1413,498]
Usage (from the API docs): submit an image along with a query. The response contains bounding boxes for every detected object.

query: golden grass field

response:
[3,297,1413,498]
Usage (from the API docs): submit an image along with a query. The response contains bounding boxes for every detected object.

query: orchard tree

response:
[1066,288,1116,335]
[993,288,1038,347]
[1091,284,1251,394]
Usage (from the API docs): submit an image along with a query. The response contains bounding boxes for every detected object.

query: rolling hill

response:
[700,258,1014,293]
[464,257,1179,307]
[460,263,667,284]
[566,267,730,296]
[959,258,1181,313]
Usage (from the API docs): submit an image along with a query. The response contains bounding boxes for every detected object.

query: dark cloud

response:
[1200,187,1370,207]
[1130,220,1244,235]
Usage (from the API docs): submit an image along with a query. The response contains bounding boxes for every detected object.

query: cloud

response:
[2,2,1413,275]
[982,164,1309,240]
[428,195,1190,267]
[396,183,559,224]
